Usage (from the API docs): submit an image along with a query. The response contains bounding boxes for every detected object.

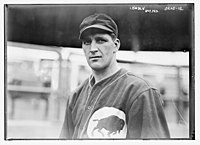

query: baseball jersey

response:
[60,68,170,139]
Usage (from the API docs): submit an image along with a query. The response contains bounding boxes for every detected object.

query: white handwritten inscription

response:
[130,6,146,11]
[145,9,159,13]
[130,5,184,13]
[164,6,184,11]
[130,6,158,13]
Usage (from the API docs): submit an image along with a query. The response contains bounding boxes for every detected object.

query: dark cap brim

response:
[79,24,114,39]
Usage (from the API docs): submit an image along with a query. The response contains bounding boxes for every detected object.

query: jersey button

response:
[87,106,91,110]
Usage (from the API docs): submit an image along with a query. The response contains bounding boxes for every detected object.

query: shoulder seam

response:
[133,87,159,103]
[125,71,152,87]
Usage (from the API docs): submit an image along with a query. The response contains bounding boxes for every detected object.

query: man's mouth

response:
[89,56,102,59]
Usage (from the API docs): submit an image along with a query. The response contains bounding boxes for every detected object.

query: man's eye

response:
[83,40,91,45]
[97,39,106,43]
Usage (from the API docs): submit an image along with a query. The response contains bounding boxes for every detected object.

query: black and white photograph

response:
[4,3,194,140]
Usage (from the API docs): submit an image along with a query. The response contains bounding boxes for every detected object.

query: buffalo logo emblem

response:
[92,115,125,137]
[87,107,127,138]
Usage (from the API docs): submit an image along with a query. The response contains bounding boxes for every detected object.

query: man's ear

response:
[113,38,120,53]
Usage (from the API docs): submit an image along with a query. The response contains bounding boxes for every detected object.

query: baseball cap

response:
[79,13,118,39]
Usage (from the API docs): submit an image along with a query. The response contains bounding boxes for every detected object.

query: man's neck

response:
[92,63,120,83]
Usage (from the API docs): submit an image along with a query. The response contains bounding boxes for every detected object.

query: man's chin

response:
[89,65,105,71]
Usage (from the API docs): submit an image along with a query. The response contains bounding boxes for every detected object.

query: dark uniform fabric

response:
[60,68,170,139]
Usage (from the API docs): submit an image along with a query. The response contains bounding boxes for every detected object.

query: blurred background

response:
[5,4,193,139]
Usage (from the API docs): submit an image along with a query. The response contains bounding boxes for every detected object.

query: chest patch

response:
[87,107,127,138]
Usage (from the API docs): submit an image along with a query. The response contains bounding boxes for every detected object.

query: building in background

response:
[6,42,189,139]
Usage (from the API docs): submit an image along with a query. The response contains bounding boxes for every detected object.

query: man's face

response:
[82,31,119,71]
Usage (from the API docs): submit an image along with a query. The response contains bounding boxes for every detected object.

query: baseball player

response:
[60,13,170,139]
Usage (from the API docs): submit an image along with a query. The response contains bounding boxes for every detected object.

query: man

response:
[60,13,170,139]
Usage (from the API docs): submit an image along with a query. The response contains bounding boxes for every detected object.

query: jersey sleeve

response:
[127,88,170,138]
[59,98,74,139]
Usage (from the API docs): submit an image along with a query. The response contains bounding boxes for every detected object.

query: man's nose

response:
[90,41,98,52]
